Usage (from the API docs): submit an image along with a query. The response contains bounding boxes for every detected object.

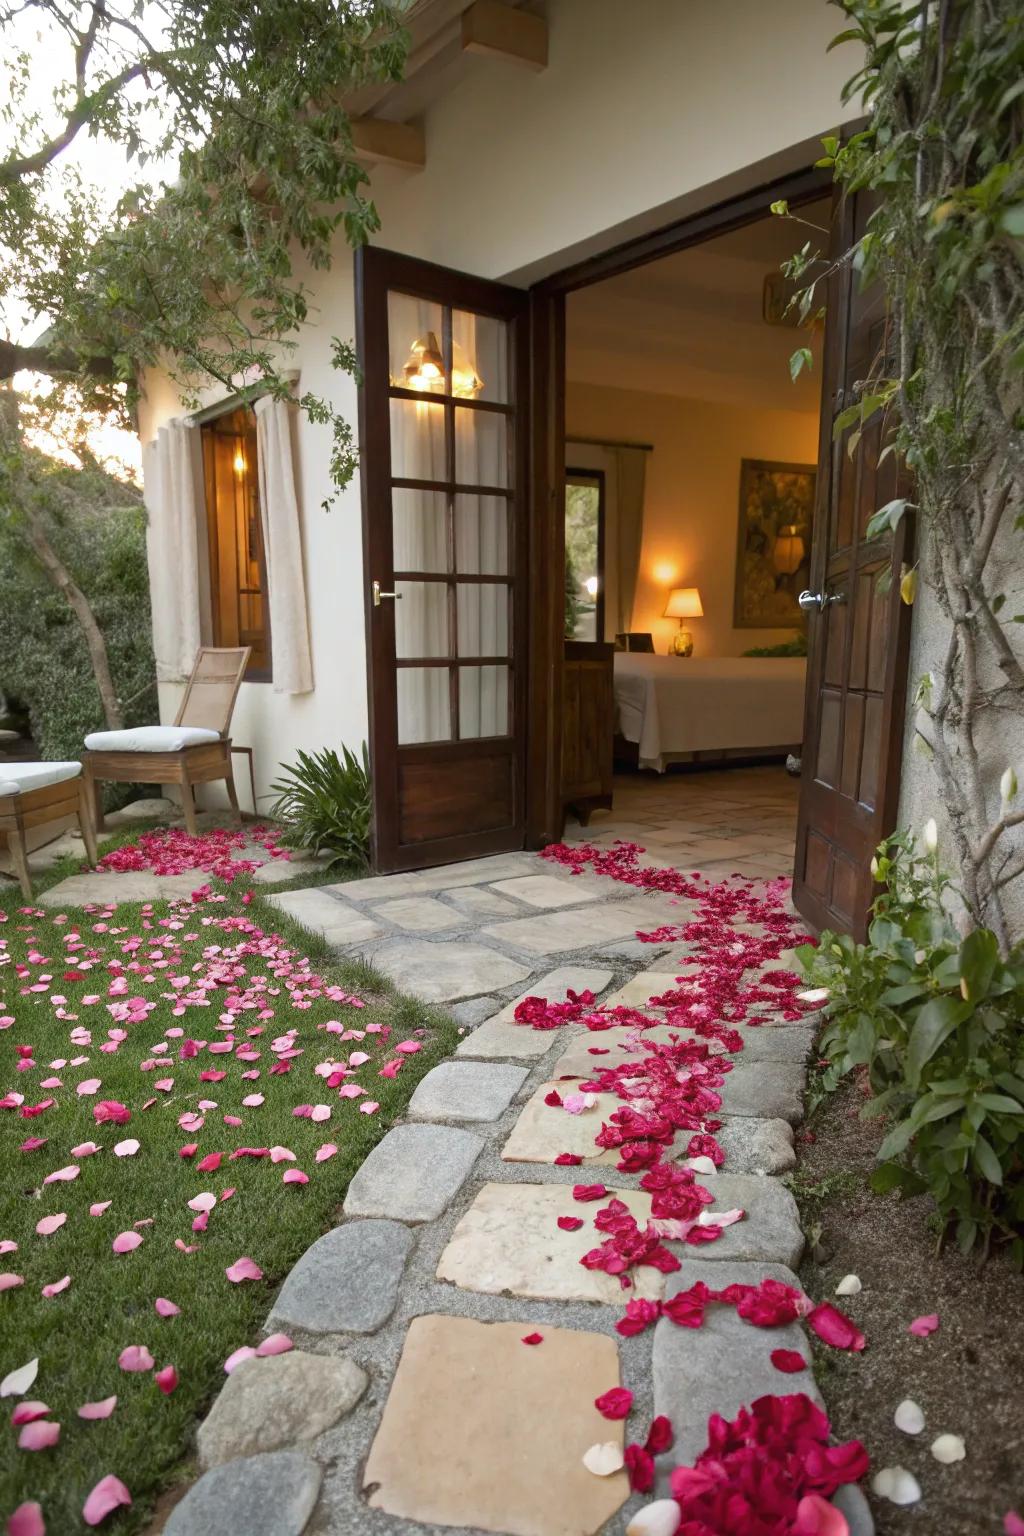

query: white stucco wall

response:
[137,0,856,808]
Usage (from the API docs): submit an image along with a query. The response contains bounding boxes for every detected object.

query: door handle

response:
[798,588,845,613]
[372,580,402,608]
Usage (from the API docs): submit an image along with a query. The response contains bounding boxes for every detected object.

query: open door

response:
[356,246,530,873]
[793,193,913,939]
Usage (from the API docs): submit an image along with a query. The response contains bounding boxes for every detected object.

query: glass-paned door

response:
[357,247,529,872]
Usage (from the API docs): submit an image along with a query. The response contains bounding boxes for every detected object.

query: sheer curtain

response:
[254,396,314,694]
[144,419,205,681]
[614,445,647,634]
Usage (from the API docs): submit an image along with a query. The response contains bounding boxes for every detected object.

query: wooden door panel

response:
[357,246,529,873]
[793,190,912,939]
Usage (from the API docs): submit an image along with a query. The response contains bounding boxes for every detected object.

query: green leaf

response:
[790,347,813,382]
[865,498,910,540]
[974,1092,1024,1114]
[906,996,973,1088]
[877,1117,918,1159]
[973,1134,1003,1185]
[958,928,999,1002]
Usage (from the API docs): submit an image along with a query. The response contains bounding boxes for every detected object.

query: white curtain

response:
[144,419,204,682]
[614,445,647,634]
[254,396,314,695]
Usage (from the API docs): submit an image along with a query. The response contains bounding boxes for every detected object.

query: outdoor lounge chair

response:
[0,761,99,900]
[81,646,251,837]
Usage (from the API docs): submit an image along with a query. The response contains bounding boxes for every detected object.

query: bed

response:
[613,652,807,773]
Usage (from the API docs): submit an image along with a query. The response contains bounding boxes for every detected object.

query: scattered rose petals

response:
[521,1333,544,1346]
[931,1433,966,1463]
[0,1273,24,1292]
[282,1169,308,1185]
[908,1313,939,1337]
[871,1466,922,1505]
[572,1183,608,1202]
[225,1256,263,1283]
[557,1216,584,1231]
[6,1501,45,1536]
[155,1298,180,1318]
[582,1441,625,1477]
[255,1333,293,1357]
[224,1346,257,1374]
[89,1202,111,1217]
[35,1213,66,1237]
[113,1139,140,1157]
[595,1387,633,1420]
[1004,1515,1024,1536]
[770,1349,808,1374]
[626,1501,682,1536]
[41,1275,71,1298]
[834,1274,862,1296]
[82,1474,132,1526]
[18,1419,60,1451]
[1,1358,38,1397]
[43,1165,79,1184]
[644,1416,673,1455]
[118,1345,154,1372]
[795,1493,850,1535]
[315,1143,338,1163]
[78,1397,117,1420]
[807,1302,865,1352]
[10,1402,50,1426]
[155,1365,178,1395]
[894,1399,924,1435]
[187,1192,217,1213]
[112,1231,142,1255]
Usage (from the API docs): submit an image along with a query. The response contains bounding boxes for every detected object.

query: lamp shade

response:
[772,526,805,576]
[663,587,704,620]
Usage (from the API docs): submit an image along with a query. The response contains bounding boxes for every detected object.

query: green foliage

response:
[564,549,581,638]
[269,744,372,871]
[799,832,1024,1264]
[742,635,808,658]
[0,451,155,787]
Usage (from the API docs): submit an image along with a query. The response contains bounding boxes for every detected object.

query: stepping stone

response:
[597,972,688,1008]
[367,938,531,1002]
[715,1117,796,1175]
[165,1450,321,1536]
[652,1259,821,1471]
[338,852,540,903]
[456,966,613,1059]
[40,870,202,907]
[268,1220,412,1335]
[343,1123,483,1222]
[481,894,678,957]
[197,1352,366,1467]
[445,886,521,919]
[364,1315,628,1535]
[551,1023,813,1080]
[409,1061,529,1123]
[717,1061,806,1123]
[264,888,383,944]
[488,872,604,908]
[370,895,463,932]
[450,995,500,1026]
[436,1181,664,1303]
[685,1173,804,1267]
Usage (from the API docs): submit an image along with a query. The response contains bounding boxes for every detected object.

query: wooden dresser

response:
[561,641,614,827]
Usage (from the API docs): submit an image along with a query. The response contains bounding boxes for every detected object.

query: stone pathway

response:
[157,767,874,1536]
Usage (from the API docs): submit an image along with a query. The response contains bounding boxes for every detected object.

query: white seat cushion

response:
[84,726,221,753]
[0,761,83,796]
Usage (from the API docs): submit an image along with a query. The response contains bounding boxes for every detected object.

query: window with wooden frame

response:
[564,468,606,643]
[200,407,271,680]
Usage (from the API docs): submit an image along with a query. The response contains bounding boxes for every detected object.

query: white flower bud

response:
[1001,767,1018,804]
[870,856,880,878]
[922,818,938,853]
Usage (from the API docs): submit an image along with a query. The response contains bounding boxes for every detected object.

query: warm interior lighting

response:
[451,341,483,398]
[663,587,704,619]
[584,575,599,598]
[403,331,445,390]
[772,525,806,575]
[232,451,246,476]
[651,560,679,586]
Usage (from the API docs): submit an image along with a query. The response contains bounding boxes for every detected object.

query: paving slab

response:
[551,1023,813,1078]
[336,852,540,903]
[715,1117,796,1174]
[450,994,501,1027]
[488,872,604,908]
[197,1351,367,1467]
[683,1173,804,1266]
[363,1315,629,1534]
[436,1181,665,1303]
[165,1450,321,1536]
[653,1259,821,1472]
[444,885,522,919]
[409,1061,529,1123]
[597,972,690,1008]
[456,966,613,1059]
[501,1082,635,1166]
[268,1220,413,1335]
[40,870,202,907]
[367,937,532,1002]
[343,1123,483,1222]
[716,1061,806,1123]
[369,894,463,932]
[481,895,680,957]
[264,888,384,944]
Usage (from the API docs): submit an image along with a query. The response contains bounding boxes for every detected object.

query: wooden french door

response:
[793,192,913,939]
[356,246,530,872]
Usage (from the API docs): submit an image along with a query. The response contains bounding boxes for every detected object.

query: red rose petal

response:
[770,1348,808,1373]
[521,1332,544,1346]
[594,1386,633,1420]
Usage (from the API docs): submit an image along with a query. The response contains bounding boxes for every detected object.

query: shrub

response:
[269,744,371,870]
[798,831,1024,1265]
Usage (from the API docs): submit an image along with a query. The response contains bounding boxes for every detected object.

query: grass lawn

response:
[0,871,458,1533]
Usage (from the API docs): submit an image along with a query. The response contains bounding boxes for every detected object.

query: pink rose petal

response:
[10,1401,50,1425]
[269,1146,295,1163]
[795,1492,850,1536]
[118,1345,154,1372]
[282,1169,308,1185]
[112,1231,142,1255]
[225,1256,263,1283]
[255,1333,293,1357]
[155,1298,180,1318]
[154,1365,178,1395]
[315,1143,338,1163]
[908,1313,940,1337]
[187,1192,217,1213]
[72,1142,100,1157]
[82,1474,132,1526]
[18,1419,60,1450]
[242,1093,264,1107]
[0,1240,17,1254]
[6,1501,45,1536]
[41,1275,71,1298]
[224,1346,257,1374]
[359,1100,380,1115]
[113,1139,140,1157]
[43,1165,79,1184]
[77,1078,101,1096]
[89,1201,112,1217]
[78,1396,117,1420]
[0,1273,25,1291]
[35,1213,66,1237]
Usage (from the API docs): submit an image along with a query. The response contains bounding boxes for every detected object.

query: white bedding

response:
[613,653,807,773]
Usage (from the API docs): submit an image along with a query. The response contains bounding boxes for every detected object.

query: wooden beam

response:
[461,0,548,72]
[349,116,426,171]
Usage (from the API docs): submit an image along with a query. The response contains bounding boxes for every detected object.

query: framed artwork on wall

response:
[733,458,816,628]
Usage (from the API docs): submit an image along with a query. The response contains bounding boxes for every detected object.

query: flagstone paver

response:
[39,869,203,906]
[551,1022,815,1077]
[368,894,464,931]
[480,894,681,955]
[652,1260,822,1469]
[197,1352,367,1467]
[265,887,384,944]
[408,1060,529,1122]
[268,1220,413,1335]
[334,851,542,902]
[444,884,523,918]
[365,936,533,1001]
[436,1181,665,1303]
[488,871,605,908]
[363,1316,629,1534]
[165,1450,322,1536]
[455,965,614,1058]
[715,1116,797,1174]
[686,1173,804,1266]
[342,1123,483,1222]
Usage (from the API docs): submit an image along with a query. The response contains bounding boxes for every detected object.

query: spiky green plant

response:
[269,743,372,870]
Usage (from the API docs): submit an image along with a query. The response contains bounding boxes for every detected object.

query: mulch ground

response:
[793,1071,1024,1535]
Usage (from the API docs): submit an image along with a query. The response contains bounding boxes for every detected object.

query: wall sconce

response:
[232,450,246,476]
[402,333,483,397]
[664,586,703,657]
[773,525,806,575]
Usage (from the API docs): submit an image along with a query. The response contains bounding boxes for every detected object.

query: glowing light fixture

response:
[232,451,246,476]
[773,525,806,575]
[402,331,445,390]
[584,575,599,598]
[663,586,704,658]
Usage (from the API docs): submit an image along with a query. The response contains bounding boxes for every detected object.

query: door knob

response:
[372,580,402,607]
[798,588,845,612]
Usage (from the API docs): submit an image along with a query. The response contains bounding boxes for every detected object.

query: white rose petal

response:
[872,1467,922,1505]
[796,987,829,1004]
[626,1501,683,1536]
[0,1358,39,1397]
[931,1433,966,1463]
[835,1274,862,1296]
[582,1441,625,1477]
[894,1399,925,1435]
[685,1156,717,1175]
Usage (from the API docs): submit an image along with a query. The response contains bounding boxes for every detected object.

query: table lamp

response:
[664,586,703,657]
